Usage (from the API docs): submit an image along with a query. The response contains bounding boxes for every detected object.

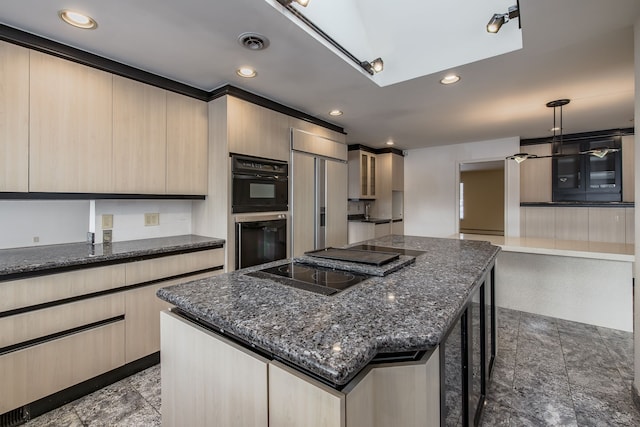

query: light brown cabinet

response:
[0,41,29,192]
[29,51,114,193]
[519,143,552,202]
[0,246,224,415]
[161,310,269,427]
[348,150,376,199]
[161,310,441,427]
[166,93,208,195]
[391,153,404,192]
[227,96,290,161]
[113,76,167,194]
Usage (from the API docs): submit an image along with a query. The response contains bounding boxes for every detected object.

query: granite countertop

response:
[347,214,393,224]
[157,235,500,386]
[0,235,225,278]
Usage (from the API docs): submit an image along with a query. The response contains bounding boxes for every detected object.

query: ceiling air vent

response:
[238,32,270,51]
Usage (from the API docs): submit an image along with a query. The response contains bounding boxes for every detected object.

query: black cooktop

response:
[349,244,427,257]
[246,262,371,296]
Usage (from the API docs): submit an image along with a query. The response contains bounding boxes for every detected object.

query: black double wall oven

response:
[232,154,288,270]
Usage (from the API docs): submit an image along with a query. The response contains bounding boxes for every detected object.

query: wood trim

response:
[209,85,345,134]
[0,24,345,135]
[0,24,209,101]
[0,192,205,200]
[521,127,634,146]
[347,144,405,156]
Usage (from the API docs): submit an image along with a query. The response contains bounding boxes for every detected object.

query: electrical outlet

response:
[144,213,160,226]
[102,214,113,229]
[33,236,39,243]
[103,229,113,243]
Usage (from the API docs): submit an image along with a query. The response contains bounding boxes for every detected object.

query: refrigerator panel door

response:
[316,158,326,249]
[325,160,348,248]
[291,151,316,257]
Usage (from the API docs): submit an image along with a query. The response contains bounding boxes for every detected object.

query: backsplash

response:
[0,199,194,249]
[0,200,89,249]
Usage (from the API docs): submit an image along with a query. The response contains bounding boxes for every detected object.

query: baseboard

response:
[25,352,159,422]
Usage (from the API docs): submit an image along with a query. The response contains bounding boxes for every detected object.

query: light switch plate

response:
[144,213,160,226]
[102,214,114,229]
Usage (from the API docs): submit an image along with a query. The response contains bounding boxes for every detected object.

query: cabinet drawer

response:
[125,248,224,285]
[0,293,124,348]
[0,265,125,313]
[0,320,125,413]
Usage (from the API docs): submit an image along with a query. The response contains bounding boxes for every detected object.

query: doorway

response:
[459,161,505,236]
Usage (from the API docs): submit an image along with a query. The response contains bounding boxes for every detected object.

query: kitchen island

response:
[157,235,500,427]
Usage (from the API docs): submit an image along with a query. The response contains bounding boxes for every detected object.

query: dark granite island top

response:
[0,235,225,279]
[157,235,500,387]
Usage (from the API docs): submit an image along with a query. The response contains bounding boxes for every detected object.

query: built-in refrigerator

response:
[290,129,348,257]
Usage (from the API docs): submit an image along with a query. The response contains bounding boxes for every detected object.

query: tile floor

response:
[23,307,639,427]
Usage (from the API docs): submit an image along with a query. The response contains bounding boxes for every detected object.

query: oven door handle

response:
[233,173,285,181]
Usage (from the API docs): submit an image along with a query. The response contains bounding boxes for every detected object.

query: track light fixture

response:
[282,0,310,6]
[275,0,383,76]
[362,58,384,74]
[486,3,520,33]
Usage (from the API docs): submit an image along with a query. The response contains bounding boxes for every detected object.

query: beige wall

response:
[460,169,505,235]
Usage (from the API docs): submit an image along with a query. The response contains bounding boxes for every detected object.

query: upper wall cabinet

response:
[166,93,208,195]
[391,152,404,192]
[520,144,552,202]
[348,150,376,199]
[227,97,290,161]
[113,76,167,194]
[29,51,113,193]
[0,41,29,192]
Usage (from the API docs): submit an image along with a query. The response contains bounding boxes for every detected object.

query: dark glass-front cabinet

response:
[441,265,496,427]
[552,137,622,202]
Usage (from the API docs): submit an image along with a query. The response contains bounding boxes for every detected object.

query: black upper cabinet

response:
[552,137,622,202]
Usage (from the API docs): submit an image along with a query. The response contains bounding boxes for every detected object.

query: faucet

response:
[364,203,370,220]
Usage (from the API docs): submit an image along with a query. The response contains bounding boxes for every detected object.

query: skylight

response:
[266,0,522,87]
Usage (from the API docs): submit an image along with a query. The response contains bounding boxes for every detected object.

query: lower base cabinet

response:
[0,246,225,419]
[0,321,124,413]
[160,310,269,427]
[161,310,440,427]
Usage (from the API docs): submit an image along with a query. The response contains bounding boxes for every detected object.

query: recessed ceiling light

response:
[58,10,97,29]
[440,74,461,85]
[236,67,257,78]
[386,140,394,146]
[329,110,343,116]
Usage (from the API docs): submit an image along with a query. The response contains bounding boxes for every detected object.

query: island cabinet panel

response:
[0,264,125,312]
[268,361,346,427]
[113,76,167,194]
[29,51,113,193]
[345,350,440,427]
[227,96,290,161]
[0,40,29,192]
[166,92,208,195]
[161,310,268,427]
[0,321,125,414]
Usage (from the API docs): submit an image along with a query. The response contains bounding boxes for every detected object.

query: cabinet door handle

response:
[559,177,567,183]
